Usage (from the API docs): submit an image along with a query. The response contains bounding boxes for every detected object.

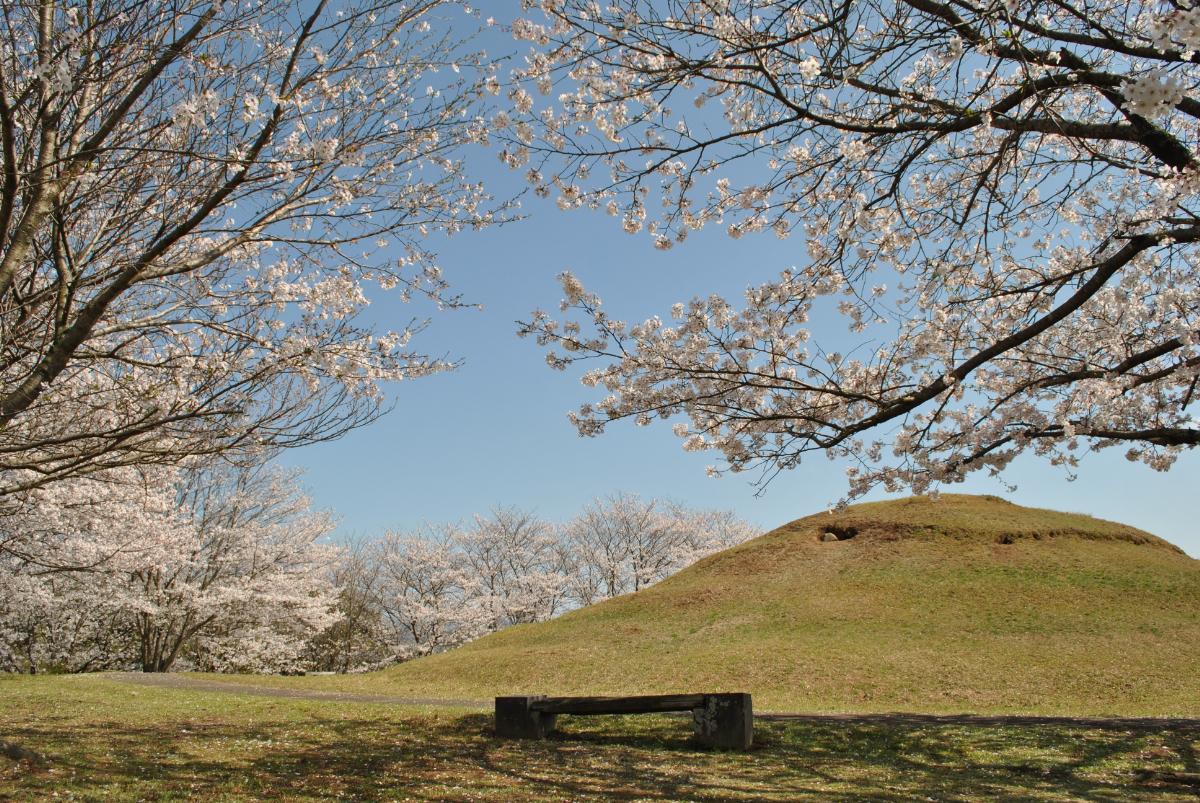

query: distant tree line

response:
[308,499,757,673]
[0,457,756,675]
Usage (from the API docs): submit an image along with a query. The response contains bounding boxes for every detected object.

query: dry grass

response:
[2,675,1198,801]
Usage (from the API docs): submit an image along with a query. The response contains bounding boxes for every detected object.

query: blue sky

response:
[281,6,1198,557]
[279,183,1200,557]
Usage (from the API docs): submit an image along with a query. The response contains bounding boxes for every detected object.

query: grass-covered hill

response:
[323,495,1200,715]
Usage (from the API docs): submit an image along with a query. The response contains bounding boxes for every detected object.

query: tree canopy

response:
[0,0,499,495]
[510,0,1200,497]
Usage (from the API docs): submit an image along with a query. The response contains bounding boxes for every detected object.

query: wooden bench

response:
[494,693,753,750]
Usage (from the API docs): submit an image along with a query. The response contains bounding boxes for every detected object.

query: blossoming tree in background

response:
[561,494,757,604]
[2,486,756,673]
[0,457,337,673]
[0,0,500,498]
[145,460,338,673]
[510,0,1200,498]
[304,541,391,673]
[368,530,492,659]
[310,499,758,670]
[451,507,570,628]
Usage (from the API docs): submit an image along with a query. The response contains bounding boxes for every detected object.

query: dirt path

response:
[104,673,1200,730]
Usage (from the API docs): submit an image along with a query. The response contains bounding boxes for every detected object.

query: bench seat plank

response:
[531,694,706,715]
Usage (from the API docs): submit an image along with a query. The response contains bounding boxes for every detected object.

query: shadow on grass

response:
[4,713,1198,801]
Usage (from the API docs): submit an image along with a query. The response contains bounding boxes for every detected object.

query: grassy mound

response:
[363,495,1200,714]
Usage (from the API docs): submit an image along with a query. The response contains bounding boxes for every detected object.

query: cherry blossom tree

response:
[561,494,683,603]
[0,464,171,671]
[0,462,178,572]
[304,541,392,673]
[0,458,338,673]
[369,530,491,658]
[510,0,1200,498]
[0,0,501,495]
[142,460,338,673]
[334,512,569,664]
[450,507,568,628]
[0,569,128,673]
[670,505,761,567]
[308,500,755,670]
[561,494,756,605]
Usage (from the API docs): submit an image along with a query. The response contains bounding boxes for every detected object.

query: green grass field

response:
[196,495,1200,715]
[4,494,1199,800]
[2,675,1198,801]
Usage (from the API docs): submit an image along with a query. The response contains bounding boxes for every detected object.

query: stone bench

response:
[494,693,753,750]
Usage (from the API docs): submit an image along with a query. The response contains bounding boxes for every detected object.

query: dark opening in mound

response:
[821,525,858,542]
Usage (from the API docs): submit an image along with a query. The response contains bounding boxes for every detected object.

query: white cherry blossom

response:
[511,0,1200,500]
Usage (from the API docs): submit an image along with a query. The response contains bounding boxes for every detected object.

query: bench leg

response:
[495,696,557,739]
[692,693,753,750]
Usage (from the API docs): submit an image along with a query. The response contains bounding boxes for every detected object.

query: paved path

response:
[104,673,1200,729]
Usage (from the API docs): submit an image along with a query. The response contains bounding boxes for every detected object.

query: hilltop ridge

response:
[759,493,1184,551]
